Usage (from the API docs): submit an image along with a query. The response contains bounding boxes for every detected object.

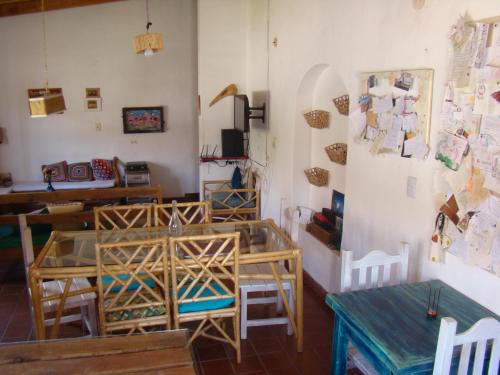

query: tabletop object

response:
[0,330,196,375]
[325,280,499,375]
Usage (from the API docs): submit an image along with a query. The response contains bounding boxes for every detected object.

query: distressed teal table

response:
[325,280,499,374]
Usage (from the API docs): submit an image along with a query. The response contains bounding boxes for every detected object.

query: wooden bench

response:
[0,330,196,375]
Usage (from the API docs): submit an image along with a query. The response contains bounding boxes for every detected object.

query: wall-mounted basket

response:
[332,95,349,116]
[303,110,330,129]
[325,143,347,165]
[304,167,329,187]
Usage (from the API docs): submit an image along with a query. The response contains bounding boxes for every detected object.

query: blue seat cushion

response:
[102,274,156,293]
[212,192,256,209]
[177,282,234,313]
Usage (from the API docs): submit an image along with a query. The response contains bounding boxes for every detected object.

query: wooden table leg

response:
[29,271,45,340]
[331,314,348,375]
[295,252,303,352]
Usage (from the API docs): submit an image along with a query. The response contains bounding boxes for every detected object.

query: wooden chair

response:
[95,238,170,335]
[240,263,294,340]
[433,317,500,375]
[94,204,152,231]
[169,232,241,363]
[154,201,210,226]
[340,243,410,374]
[19,215,97,338]
[340,243,409,293]
[203,180,260,222]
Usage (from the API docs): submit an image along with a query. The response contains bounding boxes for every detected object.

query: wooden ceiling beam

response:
[0,0,125,17]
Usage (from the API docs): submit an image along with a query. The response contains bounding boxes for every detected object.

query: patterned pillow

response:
[91,159,114,180]
[68,162,93,182]
[41,161,68,182]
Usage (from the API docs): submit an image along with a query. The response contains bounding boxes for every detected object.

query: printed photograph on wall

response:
[122,106,165,134]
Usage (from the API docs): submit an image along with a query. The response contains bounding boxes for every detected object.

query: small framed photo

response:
[84,98,102,112]
[86,88,100,98]
[122,106,165,134]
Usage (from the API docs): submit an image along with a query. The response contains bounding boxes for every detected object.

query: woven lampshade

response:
[29,93,66,117]
[134,32,164,55]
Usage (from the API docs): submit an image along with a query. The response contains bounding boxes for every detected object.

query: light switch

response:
[95,122,102,131]
[407,176,417,199]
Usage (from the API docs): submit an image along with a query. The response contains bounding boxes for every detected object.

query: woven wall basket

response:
[304,167,329,187]
[325,143,347,165]
[303,110,330,129]
[332,95,349,116]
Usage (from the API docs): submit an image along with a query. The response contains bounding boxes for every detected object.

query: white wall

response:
[0,0,198,197]
[197,0,249,189]
[238,0,500,313]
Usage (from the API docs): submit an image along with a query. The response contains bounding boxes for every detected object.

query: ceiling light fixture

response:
[133,0,164,57]
[29,0,66,118]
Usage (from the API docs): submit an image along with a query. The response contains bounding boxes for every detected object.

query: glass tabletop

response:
[39,220,294,268]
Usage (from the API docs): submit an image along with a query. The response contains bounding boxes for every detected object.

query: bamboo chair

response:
[203,180,260,222]
[154,201,211,226]
[433,317,500,375]
[94,204,152,231]
[340,243,410,375]
[95,238,170,335]
[19,215,97,338]
[169,232,241,363]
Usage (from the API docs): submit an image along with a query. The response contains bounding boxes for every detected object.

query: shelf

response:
[200,156,249,163]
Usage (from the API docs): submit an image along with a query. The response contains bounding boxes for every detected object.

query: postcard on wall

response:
[435,132,468,171]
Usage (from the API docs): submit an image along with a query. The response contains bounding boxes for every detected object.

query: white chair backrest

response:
[340,242,409,292]
[433,317,500,375]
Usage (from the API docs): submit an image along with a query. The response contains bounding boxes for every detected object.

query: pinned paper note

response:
[349,107,367,141]
[435,132,469,171]
[383,122,404,151]
[403,135,428,159]
[373,95,393,114]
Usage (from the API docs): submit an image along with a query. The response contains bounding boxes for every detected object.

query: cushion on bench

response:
[211,192,256,209]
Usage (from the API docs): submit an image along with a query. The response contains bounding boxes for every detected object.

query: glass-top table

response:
[29,219,303,351]
[38,219,293,268]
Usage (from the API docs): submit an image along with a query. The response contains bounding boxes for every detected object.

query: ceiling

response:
[0,0,124,17]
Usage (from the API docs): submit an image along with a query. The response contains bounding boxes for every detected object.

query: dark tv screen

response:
[234,95,249,133]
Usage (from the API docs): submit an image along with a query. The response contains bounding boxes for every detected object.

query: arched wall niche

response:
[292,64,349,219]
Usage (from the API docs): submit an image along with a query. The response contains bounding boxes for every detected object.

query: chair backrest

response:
[95,238,170,335]
[433,317,500,375]
[169,232,240,317]
[154,201,210,226]
[340,242,409,292]
[94,204,152,231]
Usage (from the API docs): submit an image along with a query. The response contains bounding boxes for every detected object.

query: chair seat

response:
[212,192,256,209]
[101,274,156,293]
[240,263,291,289]
[104,292,167,323]
[177,282,234,314]
[42,278,96,313]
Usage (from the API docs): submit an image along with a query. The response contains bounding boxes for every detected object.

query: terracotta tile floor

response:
[0,259,362,374]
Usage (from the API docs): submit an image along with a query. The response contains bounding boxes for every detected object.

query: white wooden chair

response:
[340,243,410,374]
[19,215,97,337]
[240,263,294,340]
[433,317,500,375]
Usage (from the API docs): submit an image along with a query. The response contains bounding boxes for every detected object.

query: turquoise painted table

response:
[325,280,499,375]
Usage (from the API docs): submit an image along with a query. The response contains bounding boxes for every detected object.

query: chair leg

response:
[234,312,241,364]
[240,288,248,340]
[276,289,283,314]
[286,288,294,336]
[86,301,98,336]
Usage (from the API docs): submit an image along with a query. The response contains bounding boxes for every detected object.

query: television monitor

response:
[234,95,250,133]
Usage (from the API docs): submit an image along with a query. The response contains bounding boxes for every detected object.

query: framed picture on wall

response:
[84,98,102,112]
[122,106,165,134]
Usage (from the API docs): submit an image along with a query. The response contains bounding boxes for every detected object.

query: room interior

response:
[0,0,499,374]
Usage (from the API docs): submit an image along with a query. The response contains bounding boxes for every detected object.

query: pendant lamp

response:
[133,0,164,56]
[29,0,66,118]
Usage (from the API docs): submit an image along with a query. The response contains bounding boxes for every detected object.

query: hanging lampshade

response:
[29,93,66,118]
[133,0,164,56]
[29,0,66,118]
[133,32,164,56]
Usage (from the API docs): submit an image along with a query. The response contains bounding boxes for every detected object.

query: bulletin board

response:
[431,15,500,276]
[352,69,434,159]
